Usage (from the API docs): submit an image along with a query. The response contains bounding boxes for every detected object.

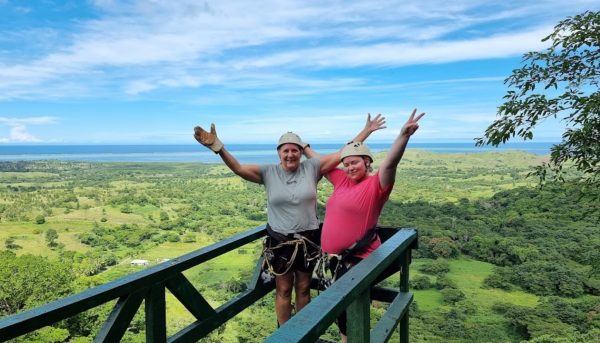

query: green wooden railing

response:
[266,227,417,343]
[0,225,417,343]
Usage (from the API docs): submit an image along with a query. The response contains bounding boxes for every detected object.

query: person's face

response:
[342,156,369,182]
[278,143,302,172]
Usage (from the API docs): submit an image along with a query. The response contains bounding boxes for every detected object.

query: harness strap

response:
[262,224,321,277]
[341,226,378,259]
[263,239,303,276]
[315,225,377,291]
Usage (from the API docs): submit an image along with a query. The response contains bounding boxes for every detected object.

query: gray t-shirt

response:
[260,157,321,235]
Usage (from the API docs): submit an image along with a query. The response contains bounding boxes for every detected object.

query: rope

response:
[262,233,321,277]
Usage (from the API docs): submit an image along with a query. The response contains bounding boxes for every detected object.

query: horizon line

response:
[0,140,561,146]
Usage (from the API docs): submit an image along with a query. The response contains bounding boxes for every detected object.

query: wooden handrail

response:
[0,225,417,343]
[265,228,417,343]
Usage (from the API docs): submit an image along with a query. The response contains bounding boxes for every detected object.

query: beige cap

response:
[277,132,304,149]
[340,142,373,162]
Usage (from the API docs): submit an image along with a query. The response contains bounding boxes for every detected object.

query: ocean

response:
[0,142,554,164]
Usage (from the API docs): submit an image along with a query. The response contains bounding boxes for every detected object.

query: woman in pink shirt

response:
[317,109,424,342]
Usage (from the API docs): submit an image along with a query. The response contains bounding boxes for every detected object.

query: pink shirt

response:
[321,169,393,258]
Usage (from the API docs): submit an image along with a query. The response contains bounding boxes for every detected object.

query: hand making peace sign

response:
[400,108,425,137]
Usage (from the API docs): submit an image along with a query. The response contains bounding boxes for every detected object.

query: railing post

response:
[347,288,370,343]
[399,250,410,343]
[145,283,166,343]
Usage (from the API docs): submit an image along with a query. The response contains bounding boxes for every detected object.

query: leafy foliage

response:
[476,11,600,197]
[418,258,450,276]
[35,214,45,224]
[45,228,58,247]
[0,251,74,315]
[492,297,600,341]
[440,288,465,304]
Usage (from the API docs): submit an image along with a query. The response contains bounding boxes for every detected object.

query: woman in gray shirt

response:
[194,115,384,326]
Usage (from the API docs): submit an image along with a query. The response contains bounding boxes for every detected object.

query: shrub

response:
[441,288,466,304]
[483,267,513,290]
[35,215,45,224]
[411,275,433,290]
[435,275,457,290]
[427,236,460,258]
[419,259,450,276]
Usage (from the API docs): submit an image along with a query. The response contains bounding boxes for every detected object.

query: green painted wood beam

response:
[95,289,146,342]
[248,256,273,290]
[146,283,167,343]
[264,229,417,343]
[167,283,274,343]
[370,292,412,342]
[347,289,370,343]
[165,273,215,319]
[400,311,409,343]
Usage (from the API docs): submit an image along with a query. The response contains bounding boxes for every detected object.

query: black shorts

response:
[265,226,321,274]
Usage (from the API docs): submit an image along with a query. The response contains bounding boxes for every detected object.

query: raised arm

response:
[379,109,425,188]
[304,113,386,175]
[194,124,263,184]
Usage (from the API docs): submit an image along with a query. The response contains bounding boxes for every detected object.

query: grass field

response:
[2,153,589,342]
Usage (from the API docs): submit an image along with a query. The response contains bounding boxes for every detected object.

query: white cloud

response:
[0,0,597,101]
[234,27,551,70]
[7,125,41,142]
[0,116,57,143]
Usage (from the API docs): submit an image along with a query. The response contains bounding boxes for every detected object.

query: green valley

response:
[0,150,598,342]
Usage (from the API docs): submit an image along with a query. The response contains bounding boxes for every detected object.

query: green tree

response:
[160,211,169,222]
[476,11,600,195]
[35,214,45,224]
[0,251,73,315]
[513,261,584,297]
[45,228,58,247]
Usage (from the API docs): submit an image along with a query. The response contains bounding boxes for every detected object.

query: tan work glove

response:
[194,123,224,154]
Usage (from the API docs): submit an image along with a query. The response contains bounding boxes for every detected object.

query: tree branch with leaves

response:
[476,11,599,196]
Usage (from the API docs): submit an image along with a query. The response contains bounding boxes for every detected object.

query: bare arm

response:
[379,109,425,188]
[218,148,263,184]
[304,113,386,176]
[303,146,339,174]
[194,123,263,184]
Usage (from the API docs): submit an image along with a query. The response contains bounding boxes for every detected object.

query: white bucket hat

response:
[277,132,304,149]
[340,142,373,162]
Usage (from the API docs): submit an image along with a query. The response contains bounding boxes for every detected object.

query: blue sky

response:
[0,0,598,145]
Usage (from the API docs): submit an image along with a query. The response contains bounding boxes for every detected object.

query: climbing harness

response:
[315,226,378,291]
[261,224,321,282]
